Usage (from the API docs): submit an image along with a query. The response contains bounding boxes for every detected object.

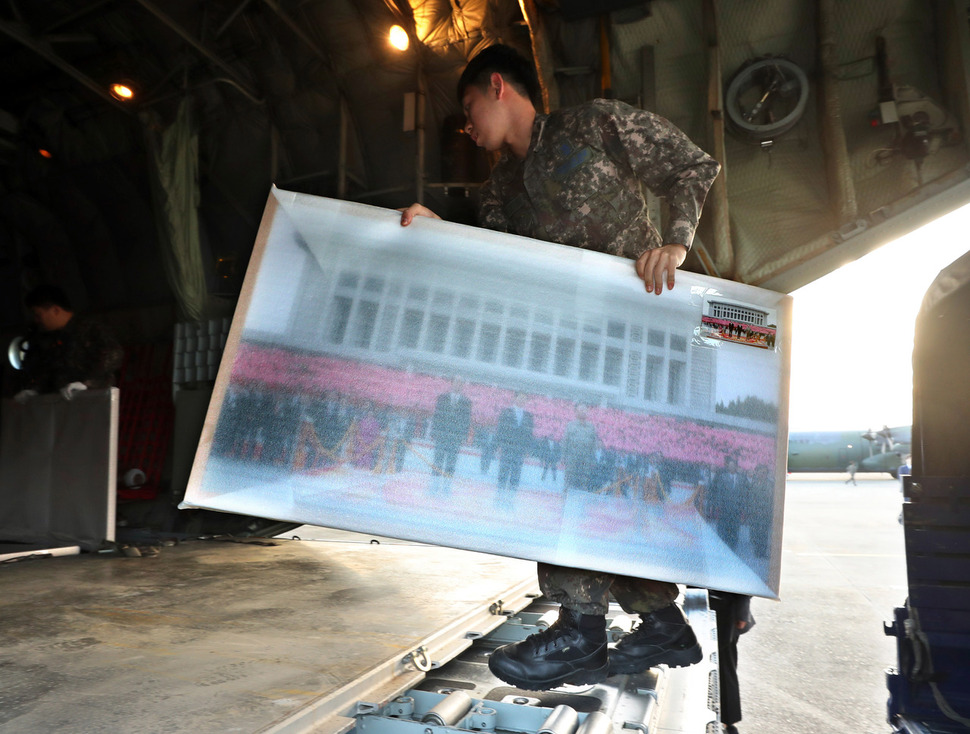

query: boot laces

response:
[623,617,666,645]
[526,611,578,653]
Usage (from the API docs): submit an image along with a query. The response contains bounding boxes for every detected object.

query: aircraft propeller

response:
[861,426,895,455]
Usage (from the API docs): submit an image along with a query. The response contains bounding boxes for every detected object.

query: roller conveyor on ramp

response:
[0,531,718,734]
[352,590,718,734]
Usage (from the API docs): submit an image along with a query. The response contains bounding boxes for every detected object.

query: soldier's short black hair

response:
[25,284,73,311]
[457,43,540,108]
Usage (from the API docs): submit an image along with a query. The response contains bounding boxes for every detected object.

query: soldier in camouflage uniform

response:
[17,285,123,400]
[477,100,715,269]
[401,44,719,690]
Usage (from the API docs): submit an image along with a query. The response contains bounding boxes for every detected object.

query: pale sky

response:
[788,202,970,432]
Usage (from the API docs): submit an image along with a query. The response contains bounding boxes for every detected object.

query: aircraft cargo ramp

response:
[0,532,717,734]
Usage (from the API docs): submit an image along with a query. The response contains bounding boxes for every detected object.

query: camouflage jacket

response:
[22,315,124,393]
[478,99,720,260]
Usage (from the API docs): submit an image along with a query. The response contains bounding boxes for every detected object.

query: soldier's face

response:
[462,85,505,152]
[31,305,68,331]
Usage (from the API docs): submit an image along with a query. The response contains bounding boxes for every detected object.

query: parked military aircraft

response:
[787,425,911,477]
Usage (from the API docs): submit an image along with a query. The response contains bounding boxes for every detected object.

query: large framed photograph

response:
[182,188,792,599]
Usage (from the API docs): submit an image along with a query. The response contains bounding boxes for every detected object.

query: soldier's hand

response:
[13,389,37,404]
[399,203,441,226]
[635,244,688,295]
[59,381,87,400]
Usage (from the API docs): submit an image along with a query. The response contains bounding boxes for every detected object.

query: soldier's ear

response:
[489,72,504,98]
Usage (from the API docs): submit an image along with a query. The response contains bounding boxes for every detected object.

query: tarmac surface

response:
[736,473,906,734]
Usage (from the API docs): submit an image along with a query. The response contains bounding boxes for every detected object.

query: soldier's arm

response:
[609,104,719,251]
[605,103,719,294]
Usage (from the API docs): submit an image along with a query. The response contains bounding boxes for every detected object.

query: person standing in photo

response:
[539,436,561,482]
[430,377,472,479]
[707,454,749,551]
[561,403,598,493]
[494,392,535,493]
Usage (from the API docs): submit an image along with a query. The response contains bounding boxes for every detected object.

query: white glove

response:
[13,389,37,404]
[60,382,88,400]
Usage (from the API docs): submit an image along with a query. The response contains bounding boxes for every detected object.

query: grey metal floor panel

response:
[0,533,537,734]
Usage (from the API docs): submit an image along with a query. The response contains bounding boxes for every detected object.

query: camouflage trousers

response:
[537,562,678,616]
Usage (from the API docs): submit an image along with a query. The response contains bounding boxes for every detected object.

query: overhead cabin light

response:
[109,81,136,101]
[38,149,53,159]
[389,25,409,51]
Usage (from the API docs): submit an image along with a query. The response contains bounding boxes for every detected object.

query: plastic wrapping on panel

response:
[182,188,792,598]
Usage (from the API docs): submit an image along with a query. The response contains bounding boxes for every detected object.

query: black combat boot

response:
[607,603,702,675]
[487,607,609,690]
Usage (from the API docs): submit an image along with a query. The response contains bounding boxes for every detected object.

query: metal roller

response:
[538,705,579,734]
[420,690,474,727]
[576,711,614,734]
[537,609,561,629]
